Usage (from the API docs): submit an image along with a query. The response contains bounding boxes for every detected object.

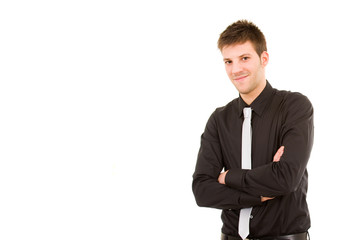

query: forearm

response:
[225,130,313,196]
[192,173,262,209]
[225,162,292,197]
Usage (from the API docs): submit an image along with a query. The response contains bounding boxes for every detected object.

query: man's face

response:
[221,41,268,99]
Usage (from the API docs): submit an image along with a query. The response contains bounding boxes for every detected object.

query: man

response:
[192,20,314,240]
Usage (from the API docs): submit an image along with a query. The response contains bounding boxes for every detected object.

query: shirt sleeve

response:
[225,93,314,197]
[192,110,262,209]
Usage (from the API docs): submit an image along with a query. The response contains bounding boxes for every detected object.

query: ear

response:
[260,51,269,67]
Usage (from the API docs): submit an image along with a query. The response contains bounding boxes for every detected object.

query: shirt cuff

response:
[225,168,247,190]
[227,169,262,207]
[238,193,262,207]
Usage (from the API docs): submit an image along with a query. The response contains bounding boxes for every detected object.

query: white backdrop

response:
[1,1,359,239]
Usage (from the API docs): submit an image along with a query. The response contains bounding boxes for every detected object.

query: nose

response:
[231,61,244,75]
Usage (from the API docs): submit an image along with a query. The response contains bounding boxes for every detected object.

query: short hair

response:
[217,20,267,57]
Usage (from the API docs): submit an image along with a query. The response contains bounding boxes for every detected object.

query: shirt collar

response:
[238,80,275,118]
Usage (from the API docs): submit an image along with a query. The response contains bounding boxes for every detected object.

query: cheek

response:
[225,66,232,76]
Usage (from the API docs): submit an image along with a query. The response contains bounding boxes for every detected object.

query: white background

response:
[1,1,359,239]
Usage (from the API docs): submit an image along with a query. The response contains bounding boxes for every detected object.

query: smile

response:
[233,75,248,81]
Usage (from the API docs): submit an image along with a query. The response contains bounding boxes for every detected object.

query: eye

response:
[224,60,232,65]
[242,57,249,61]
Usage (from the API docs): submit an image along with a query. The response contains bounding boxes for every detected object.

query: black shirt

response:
[192,81,314,238]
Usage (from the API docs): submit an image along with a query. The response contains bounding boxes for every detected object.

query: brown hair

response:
[217,20,267,57]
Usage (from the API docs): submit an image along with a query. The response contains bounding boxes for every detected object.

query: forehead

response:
[221,41,257,58]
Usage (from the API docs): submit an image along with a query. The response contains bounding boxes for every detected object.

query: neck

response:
[240,79,267,105]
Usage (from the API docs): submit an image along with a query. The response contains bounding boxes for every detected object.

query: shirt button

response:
[250,215,253,219]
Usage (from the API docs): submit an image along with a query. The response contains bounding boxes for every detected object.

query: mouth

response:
[233,75,248,81]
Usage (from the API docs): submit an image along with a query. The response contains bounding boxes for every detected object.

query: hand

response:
[261,196,275,202]
[218,170,228,184]
[273,146,285,162]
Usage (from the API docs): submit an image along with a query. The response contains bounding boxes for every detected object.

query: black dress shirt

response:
[192,81,314,238]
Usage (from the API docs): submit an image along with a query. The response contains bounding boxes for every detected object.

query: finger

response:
[273,150,281,162]
[273,146,285,162]
[276,147,284,162]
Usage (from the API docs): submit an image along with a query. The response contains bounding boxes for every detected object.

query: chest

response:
[219,106,285,169]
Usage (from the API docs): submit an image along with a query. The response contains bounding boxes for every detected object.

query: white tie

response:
[239,107,252,240]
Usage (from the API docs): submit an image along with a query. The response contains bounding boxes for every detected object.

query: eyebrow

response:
[223,53,251,61]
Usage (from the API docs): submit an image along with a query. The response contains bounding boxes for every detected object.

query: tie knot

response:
[243,107,252,118]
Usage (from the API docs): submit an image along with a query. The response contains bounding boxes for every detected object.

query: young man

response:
[192,20,313,240]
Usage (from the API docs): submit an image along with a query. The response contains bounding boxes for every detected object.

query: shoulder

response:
[203,98,239,136]
[212,97,239,118]
[275,89,313,111]
[274,89,313,124]
[206,97,239,127]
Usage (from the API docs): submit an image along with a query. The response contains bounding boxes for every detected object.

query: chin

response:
[235,85,250,94]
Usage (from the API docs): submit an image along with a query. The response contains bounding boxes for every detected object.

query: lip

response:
[233,75,248,81]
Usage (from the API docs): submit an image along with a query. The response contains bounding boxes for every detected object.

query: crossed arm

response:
[192,95,313,209]
[218,146,285,202]
[192,141,286,209]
